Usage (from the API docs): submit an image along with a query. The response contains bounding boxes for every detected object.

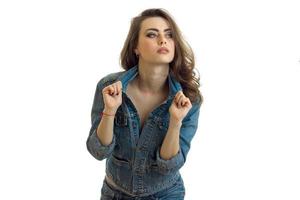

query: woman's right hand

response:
[102,81,123,114]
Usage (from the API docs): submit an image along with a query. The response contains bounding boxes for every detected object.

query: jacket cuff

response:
[156,147,184,175]
[87,129,116,161]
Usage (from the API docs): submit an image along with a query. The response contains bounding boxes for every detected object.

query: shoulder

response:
[96,70,126,88]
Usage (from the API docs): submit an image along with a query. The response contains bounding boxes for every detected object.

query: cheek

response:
[139,40,156,53]
[169,41,175,51]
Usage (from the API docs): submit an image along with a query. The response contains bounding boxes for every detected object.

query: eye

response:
[166,32,173,38]
[146,32,157,38]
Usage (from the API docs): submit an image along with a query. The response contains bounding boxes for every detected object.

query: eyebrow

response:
[145,28,172,33]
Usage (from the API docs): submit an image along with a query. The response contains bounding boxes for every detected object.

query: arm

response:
[156,103,201,175]
[159,118,182,160]
[86,81,116,161]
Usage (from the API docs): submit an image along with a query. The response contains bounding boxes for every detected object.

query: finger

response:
[173,95,179,106]
[176,100,181,108]
[182,97,189,106]
[185,98,192,108]
[180,97,186,108]
[187,98,191,105]
[174,94,179,104]
[177,97,183,108]
[116,85,120,95]
[118,81,123,94]
[114,82,119,95]
[102,86,107,95]
[180,97,186,106]
[174,93,179,102]
[108,85,114,95]
[179,91,184,97]
[176,94,183,107]
[118,80,123,89]
[113,84,117,95]
[175,91,182,101]
[103,86,110,95]
[111,84,116,95]
[117,82,122,95]
[175,93,181,102]
[177,95,184,105]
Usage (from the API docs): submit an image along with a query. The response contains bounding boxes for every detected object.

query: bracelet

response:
[100,111,115,117]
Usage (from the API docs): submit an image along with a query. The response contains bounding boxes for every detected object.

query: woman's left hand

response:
[169,91,192,123]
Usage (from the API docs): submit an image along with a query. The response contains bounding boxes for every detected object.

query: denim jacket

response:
[86,65,201,197]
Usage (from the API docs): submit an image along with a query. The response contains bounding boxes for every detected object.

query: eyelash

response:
[146,33,173,38]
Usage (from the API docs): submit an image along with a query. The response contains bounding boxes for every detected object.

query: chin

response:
[154,61,172,65]
[155,57,173,64]
[143,56,173,65]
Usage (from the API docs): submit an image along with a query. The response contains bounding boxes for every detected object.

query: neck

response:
[134,62,169,95]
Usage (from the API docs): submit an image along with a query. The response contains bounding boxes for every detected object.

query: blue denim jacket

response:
[86,65,200,197]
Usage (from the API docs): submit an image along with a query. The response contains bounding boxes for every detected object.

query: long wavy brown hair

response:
[120,8,203,106]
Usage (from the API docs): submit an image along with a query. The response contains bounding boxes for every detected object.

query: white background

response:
[1,0,300,199]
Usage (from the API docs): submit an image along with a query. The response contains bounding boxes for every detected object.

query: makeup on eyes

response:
[146,31,173,38]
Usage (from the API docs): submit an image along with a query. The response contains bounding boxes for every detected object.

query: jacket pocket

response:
[147,158,159,172]
[108,154,132,183]
[111,154,131,167]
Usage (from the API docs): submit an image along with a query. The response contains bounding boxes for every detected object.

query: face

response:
[135,17,175,65]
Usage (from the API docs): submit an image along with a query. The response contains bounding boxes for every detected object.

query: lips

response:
[157,47,169,53]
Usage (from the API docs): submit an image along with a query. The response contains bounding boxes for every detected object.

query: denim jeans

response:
[100,176,185,200]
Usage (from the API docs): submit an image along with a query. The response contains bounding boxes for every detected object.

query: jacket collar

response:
[116,65,182,100]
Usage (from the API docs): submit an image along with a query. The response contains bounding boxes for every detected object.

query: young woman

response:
[87,8,203,200]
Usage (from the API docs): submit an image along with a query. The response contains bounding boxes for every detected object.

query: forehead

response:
[140,17,171,31]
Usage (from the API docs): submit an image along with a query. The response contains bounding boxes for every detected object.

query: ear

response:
[134,48,139,55]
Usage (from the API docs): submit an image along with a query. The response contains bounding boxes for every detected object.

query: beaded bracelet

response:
[100,111,115,117]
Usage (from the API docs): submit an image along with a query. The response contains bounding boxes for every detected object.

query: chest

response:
[126,85,168,131]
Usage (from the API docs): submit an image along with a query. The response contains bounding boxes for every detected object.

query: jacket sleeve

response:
[155,102,201,175]
[86,79,116,161]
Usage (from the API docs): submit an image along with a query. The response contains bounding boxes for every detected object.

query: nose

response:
[160,40,167,45]
[158,35,167,46]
